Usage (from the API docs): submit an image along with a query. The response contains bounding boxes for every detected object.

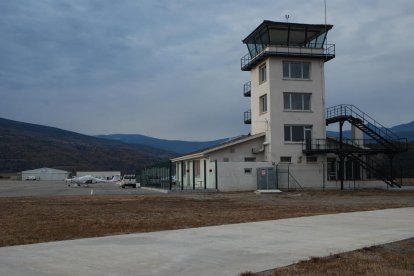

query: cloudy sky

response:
[1,0,413,140]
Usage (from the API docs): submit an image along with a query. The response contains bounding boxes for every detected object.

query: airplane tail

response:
[108,175,121,182]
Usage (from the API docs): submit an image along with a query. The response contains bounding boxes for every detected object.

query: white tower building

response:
[241,21,335,166]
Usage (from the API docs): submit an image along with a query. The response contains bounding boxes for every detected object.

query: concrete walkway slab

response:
[0,208,413,276]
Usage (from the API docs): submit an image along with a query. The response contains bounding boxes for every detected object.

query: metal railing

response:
[326,104,408,151]
[241,43,335,70]
[243,81,251,97]
[303,138,408,153]
[244,110,251,124]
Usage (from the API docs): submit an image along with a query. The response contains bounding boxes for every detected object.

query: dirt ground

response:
[241,238,414,276]
[0,189,413,247]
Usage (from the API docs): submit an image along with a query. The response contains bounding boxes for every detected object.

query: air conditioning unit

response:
[252,147,265,154]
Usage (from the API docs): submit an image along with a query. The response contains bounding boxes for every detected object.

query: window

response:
[244,157,256,162]
[280,156,292,163]
[284,125,312,142]
[244,168,252,174]
[283,61,310,79]
[259,94,267,113]
[306,156,318,163]
[259,63,267,83]
[284,93,311,111]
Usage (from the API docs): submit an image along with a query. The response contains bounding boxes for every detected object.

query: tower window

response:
[283,61,310,79]
[259,63,267,83]
[284,92,311,111]
[259,94,267,113]
[284,125,312,142]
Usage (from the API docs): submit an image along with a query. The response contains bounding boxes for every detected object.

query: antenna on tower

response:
[285,14,290,22]
[324,0,328,46]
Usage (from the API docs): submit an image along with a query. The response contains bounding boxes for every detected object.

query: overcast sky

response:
[1,0,413,140]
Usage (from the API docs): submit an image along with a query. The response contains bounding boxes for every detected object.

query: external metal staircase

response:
[304,104,408,189]
[326,104,407,153]
[348,154,401,188]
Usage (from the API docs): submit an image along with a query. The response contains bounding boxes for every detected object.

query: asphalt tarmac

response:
[0,180,159,197]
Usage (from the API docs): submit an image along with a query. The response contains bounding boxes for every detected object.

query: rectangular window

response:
[283,61,310,79]
[259,94,267,113]
[306,156,318,163]
[244,168,252,174]
[284,93,311,111]
[244,157,256,162]
[280,156,292,163]
[284,125,312,142]
[259,63,267,83]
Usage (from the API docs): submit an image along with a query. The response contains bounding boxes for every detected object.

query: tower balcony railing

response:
[243,81,251,97]
[241,43,335,71]
[244,110,251,124]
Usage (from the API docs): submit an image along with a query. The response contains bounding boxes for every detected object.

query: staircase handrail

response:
[326,104,401,141]
[350,153,401,188]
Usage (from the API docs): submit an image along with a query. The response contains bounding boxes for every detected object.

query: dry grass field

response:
[1,189,413,275]
[241,238,414,276]
[1,189,413,247]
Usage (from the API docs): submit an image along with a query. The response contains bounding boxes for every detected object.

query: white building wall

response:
[249,55,327,165]
[250,61,271,136]
[175,159,217,189]
[21,168,70,181]
[208,137,265,162]
[268,58,326,164]
[217,162,274,192]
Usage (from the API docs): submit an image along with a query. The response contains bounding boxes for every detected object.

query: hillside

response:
[327,121,414,141]
[95,134,227,154]
[0,118,175,174]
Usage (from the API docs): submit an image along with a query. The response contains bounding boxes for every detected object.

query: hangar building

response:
[21,167,70,181]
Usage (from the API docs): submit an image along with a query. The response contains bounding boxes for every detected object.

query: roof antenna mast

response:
[285,14,290,22]
[324,0,328,46]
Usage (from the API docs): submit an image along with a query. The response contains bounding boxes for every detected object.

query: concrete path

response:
[0,208,413,276]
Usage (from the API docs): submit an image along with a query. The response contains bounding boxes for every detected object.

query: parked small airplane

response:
[66,175,120,187]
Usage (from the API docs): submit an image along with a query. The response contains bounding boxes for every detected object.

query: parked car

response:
[118,174,140,188]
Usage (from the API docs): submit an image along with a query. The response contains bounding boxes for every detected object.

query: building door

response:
[257,167,276,189]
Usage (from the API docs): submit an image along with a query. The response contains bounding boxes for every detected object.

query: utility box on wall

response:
[257,167,276,190]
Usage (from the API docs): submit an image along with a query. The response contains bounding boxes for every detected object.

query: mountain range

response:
[95,134,227,155]
[0,118,175,174]
[1,117,413,174]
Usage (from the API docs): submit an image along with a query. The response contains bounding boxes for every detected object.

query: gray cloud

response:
[0,0,413,140]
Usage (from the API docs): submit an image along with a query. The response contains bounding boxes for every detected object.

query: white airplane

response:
[66,175,120,187]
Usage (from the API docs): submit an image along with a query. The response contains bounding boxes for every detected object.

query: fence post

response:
[169,161,172,190]
[204,160,207,190]
[192,160,195,190]
[215,160,218,190]
[181,161,184,190]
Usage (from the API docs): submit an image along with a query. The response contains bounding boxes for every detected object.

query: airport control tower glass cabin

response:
[241,20,335,163]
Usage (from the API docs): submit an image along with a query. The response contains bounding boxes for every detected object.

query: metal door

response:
[257,167,276,189]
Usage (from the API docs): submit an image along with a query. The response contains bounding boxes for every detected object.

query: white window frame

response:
[284,125,312,143]
[259,63,267,84]
[284,92,311,111]
[283,61,310,80]
[259,94,267,114]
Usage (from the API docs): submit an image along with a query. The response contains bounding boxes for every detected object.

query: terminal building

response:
[172,20,407,191]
